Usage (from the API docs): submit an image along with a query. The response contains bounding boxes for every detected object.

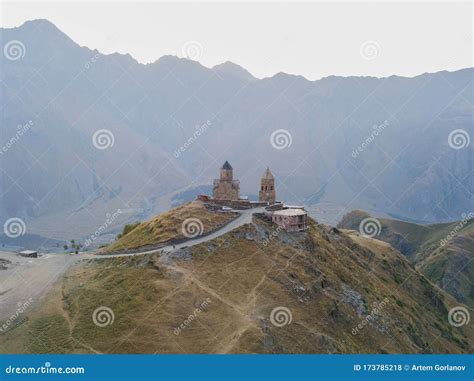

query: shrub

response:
[117,222,141,240]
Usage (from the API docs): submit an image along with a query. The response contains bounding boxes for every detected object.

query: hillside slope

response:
[338,210,474,308]
[2,211,471,354]
[103,201,238,253]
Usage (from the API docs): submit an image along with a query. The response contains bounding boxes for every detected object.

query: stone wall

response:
[212,179,240,200]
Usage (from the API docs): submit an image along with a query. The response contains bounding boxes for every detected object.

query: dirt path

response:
[161,260,260,354]
[91,207,263,259]
[165,262,246,316]
[0,208,263,324]
[0,251,81,322]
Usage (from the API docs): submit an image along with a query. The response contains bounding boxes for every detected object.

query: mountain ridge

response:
[1,18,472,245]
[2,19,471,82]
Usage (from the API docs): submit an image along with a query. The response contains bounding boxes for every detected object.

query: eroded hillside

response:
[338,210,474,308]
[1,212,471,354]
[103,201,238,253]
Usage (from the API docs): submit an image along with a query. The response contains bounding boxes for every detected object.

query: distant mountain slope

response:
[1,208,471,354]
[338,210,474,308]
[0,19,472,244]
[0,233,66,252]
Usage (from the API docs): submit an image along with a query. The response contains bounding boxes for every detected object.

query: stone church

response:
[212,161,276,204]
[209,161,307,232]
[212,161,240,200]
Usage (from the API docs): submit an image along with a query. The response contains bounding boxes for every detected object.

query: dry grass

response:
[103,201,237,253]
[2,217,472,354]
[339,210,474,308]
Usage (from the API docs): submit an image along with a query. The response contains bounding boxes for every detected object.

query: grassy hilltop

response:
[1,208,471,354]
[103,201,237,253]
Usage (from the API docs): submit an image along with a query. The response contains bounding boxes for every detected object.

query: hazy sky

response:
[1,1,472,80]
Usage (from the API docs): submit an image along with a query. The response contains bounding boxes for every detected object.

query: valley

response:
[338,210,474,308]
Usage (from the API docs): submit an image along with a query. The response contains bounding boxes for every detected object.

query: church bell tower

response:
[259,167,276,204]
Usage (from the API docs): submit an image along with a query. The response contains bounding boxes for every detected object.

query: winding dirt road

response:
[92,207,262,259]
[0,208,262,321]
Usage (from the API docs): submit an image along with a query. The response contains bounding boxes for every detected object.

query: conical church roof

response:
[262,167,274,180]
[221,161,233,170]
